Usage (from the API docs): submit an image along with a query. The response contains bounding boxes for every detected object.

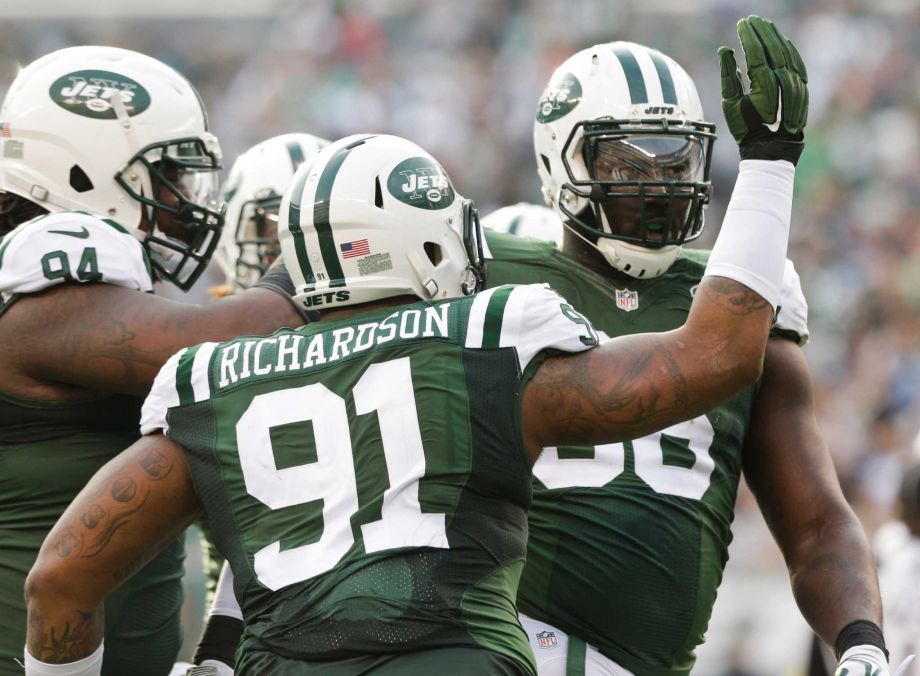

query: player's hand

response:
[834,645,890,676]
[719,15,808,165]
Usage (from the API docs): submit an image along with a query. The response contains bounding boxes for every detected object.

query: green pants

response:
[237,645,533,676]
[0,432,184,676]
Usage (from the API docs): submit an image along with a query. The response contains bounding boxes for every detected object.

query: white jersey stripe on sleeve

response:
[464,287,500,349]
[191,342,217,403]
[139,348,187,436]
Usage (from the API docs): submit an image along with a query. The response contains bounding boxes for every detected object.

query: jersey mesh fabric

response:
[147,288,595,674]
[485,230,788,675]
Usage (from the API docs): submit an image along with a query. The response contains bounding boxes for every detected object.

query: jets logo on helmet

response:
[536,72,582,124]
[50,70,151,119]
[0,46,225,290]
[388,158,455,210]
[279,134,486,312]
[534,41,716,279]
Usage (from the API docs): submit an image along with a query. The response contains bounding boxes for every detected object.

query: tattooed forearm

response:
[27,607,102,664]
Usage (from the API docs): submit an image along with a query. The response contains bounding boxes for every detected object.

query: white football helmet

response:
[0,45,224,289]
[216,133,329,290]
[534,41,716,278]
[482,202,563,247]
[279,134,486,312]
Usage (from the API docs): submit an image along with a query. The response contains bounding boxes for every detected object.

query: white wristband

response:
[208,562,243,621]
[704,159,795,310]
[837,644,888,666]
[196,659,235,676]
[24,642,103,676]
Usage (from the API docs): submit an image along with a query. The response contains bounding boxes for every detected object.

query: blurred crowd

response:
[1,0,918,672]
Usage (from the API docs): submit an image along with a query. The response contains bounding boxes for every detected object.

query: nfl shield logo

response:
[615,288,639,312]
[536,630,558,649]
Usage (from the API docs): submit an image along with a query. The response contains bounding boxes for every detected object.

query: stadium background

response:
[1,0,917,673]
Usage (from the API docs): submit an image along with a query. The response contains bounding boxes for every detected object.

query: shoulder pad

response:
[0,212,152,301]
[773,259,809,346]
[463,283,597,372]
[483,227,558,262]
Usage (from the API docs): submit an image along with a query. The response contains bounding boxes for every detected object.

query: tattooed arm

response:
[522,276,772,459]
[0,281,302,399]
[24,433,200,665]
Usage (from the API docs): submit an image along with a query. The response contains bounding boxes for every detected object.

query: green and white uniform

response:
[0,212,184,676]
[141,284,598,676]
[483,230,808,676]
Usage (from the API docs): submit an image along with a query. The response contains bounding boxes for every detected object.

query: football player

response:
[188,132,330,675]
[212,132,329,295]
[0,47,304,675]
[482,16,891,676]
[25,120,795,675]
[481,202,563,246]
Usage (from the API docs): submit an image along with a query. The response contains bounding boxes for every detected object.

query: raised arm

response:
[524,15,809,456]
[24,433,200,669]
[523,275,770,453]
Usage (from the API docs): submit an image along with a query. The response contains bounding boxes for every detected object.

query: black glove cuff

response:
[253,259,296,297]
[834,619,888,662]
[193,614,244,668]
[739,138,804,165]
[252,259,319,324]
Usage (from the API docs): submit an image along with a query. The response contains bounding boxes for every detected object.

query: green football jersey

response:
[141,284,598,675]
[0,212,181,676]
[484,230,807,676]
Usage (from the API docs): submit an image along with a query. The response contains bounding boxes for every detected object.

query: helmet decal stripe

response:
[285,167,316,286]
[285,140,306,172]
[312,138,373,289]
[648,51,678,104]
[612,45,648,104]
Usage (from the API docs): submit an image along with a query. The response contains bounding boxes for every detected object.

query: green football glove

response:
[719,15,808,165]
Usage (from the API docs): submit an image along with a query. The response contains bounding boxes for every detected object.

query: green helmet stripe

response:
[286,163,317,286]
[285,140,306,171]
[648,50,678,104]
[613,45,648,104]
[175,345,199,406]
[507,215,523,235]
[482,285,514,349]
[312,136,374,289]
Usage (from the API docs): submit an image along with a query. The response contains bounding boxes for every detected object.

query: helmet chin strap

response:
[564,217,681,280]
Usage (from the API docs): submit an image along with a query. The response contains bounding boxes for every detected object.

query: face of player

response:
[589,135,704,245]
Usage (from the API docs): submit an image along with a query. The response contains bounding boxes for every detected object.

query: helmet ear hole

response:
[540,154,552,175]
[424,241,442,266]
[69,165,93,193]
[374,175,384,208]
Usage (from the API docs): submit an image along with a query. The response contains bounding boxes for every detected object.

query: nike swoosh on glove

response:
[719,15,808,165]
